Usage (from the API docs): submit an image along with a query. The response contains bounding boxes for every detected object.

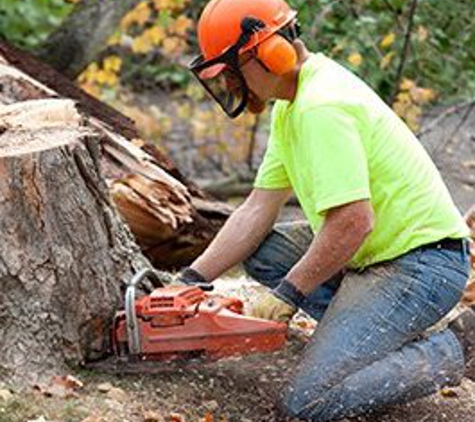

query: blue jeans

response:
[243,222,470,421]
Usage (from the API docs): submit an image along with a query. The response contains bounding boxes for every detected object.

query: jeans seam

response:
[410,274,438,330]
[352,276,417,355]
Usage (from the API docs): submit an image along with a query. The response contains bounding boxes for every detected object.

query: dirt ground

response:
[2,344,475,422]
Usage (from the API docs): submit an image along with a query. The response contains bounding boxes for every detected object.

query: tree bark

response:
[38,0,143,79]
[0,98,149,385]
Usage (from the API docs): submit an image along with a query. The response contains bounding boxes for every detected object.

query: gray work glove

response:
[174,267,214,291]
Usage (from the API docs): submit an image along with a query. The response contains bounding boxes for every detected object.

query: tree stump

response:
[0,41,232,271]
[0,99,148,385]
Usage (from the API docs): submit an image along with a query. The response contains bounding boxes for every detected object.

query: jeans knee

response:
[280,377,342,421]
[242,254,281,288]
[281,384,317,420]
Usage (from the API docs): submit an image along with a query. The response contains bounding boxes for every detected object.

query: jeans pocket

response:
[419,247,470,277]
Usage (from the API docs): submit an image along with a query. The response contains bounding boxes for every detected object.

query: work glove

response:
[173,267,214,291]
[249,279,306,323]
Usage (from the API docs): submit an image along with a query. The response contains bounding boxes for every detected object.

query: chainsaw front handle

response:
[192,282,214,291]
[125,268,214,355]
[125,268,164,355]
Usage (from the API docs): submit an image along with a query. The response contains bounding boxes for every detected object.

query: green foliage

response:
[289,0,475,101]
[0,0,74,49]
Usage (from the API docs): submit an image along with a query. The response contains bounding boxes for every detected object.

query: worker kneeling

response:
[179,0,474,420]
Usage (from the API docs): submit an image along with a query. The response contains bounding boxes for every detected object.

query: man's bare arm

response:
[286,200,374,295]
[191,188,292,281]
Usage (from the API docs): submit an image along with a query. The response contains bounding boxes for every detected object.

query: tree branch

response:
[418,100,475,138]
[380,0,404,30]
[430,101,475,156]
[390,0,419,104]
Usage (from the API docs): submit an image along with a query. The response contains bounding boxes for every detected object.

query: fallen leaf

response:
[143,410,165,422]
[203,412,214,422]
[34,374,83,398]
[97,382,114,393]
[51,375,84,390]
[0,388,13,401]
[170,412,185,422]
[440,387,458,398]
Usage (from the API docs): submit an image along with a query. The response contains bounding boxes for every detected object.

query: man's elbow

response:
[360,214,374,239]
[330,200,374,240]
[355,201,374,239]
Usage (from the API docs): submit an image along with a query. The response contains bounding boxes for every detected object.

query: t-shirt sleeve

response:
[253,120,291,190]
[298,106,371,214]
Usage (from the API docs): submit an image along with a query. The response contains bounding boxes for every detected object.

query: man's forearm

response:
[286,200,373,295]
[190,195,285,280]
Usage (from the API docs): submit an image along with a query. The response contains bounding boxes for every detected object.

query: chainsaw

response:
[112,268,287,362]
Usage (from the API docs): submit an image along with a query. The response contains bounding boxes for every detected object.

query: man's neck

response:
[274,42,310,102]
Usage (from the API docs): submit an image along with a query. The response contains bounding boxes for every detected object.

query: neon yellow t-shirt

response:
[254,53,469,269]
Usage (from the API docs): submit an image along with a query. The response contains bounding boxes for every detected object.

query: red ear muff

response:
[256,35,297,75]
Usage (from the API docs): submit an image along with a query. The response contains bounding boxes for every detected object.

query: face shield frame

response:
[189,17,265,119]
[189,50,250,119]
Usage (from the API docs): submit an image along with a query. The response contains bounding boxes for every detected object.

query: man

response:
[180,0,474,420]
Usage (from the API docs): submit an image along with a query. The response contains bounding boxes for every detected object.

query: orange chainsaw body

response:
[113,285,287,361]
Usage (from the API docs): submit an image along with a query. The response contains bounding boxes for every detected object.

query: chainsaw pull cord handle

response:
[125,268,164,355]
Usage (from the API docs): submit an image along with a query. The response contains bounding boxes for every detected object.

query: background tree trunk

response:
[37,0,143,79]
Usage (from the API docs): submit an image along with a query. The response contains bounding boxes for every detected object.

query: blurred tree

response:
[38,0,143,78]
[0,0,473,170]
[0,0,74,48]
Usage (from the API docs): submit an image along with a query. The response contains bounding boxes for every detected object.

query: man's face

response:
[223,51,271,114]
[239,53,272,101]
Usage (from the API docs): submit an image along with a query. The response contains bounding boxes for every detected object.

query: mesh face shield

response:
[189,18,301,119]
[189,18,264,118]
[189,53,250,119]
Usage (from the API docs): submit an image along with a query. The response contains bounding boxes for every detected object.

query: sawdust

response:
[0,127,90,157]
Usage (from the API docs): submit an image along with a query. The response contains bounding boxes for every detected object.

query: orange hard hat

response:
[198,0,297,61]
